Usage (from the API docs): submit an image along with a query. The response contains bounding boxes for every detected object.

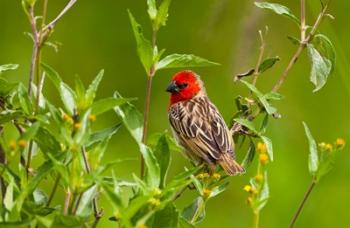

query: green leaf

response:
[140,144,161,188]
[15,160,54,212]
[42,63,77,114]
[260,135,273,161]
[0,110,24,125]
[263,92,284,101]
[256,171,269,211]
[316,149,337,182]
[128,10,154,73]
[91,97,134,116]
[156,54,220,71]
[154,0,172,30]
[17,84,33,115]
[60,82,77,115]
[307,44,332,92]
[182,197,205,225]
[34,127,62,155]
[149,203,178,228]
[85,69,104,105]
[147,0,157,20]
[21,122,40,141]
[287,36,300,45]
[209,182,229,198]
[76,185,98,217]
[114,92,160,187]
[303,122,319,176]
[240,80,277,115]
[0,78,18,96]
[0,64,19,73]
[114,93,143,143]
[41,63,61,89]
[4,180,15,211]
[233,118,259,134]
[255,2,299,25]
[73,109,91,145]
[258,56,280,73]
[153,134,171,188]
[241,140,256,168]
[52,215,86,228]
[313,34,336,74]
[88,123,122,146]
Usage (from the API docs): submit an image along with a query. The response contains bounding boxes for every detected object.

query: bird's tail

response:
[218,153,245,176]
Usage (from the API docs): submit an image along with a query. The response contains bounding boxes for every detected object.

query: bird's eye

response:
[178,83,188,89]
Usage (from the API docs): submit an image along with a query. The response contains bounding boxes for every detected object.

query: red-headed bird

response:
[166,70,245,176]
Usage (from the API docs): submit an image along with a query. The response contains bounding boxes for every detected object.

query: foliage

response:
[0,1,343,228]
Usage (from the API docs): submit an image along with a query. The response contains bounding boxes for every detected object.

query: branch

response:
[272,2,329,92]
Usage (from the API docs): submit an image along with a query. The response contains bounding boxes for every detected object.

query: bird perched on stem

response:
[166,70,245,176]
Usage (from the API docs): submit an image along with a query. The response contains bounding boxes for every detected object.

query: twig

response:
[300,0,306,41]
[64,188,72,215]
[290,179,317,227]
[252,29,266,86]
[43,0,78,31]
[272,2,329,92]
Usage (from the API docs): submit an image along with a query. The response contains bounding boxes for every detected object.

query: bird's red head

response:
[166,70,202,106]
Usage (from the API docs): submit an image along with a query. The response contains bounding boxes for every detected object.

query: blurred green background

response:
[1,0,349,227]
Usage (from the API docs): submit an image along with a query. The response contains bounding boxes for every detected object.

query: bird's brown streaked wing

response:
[169,96,234,162]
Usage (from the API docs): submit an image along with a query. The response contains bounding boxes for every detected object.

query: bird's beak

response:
[166,81,179,93]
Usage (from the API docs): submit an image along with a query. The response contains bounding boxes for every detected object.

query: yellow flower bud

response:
[243,185,252,193]
[197,172,209,179]
[152,188,162,196]
[212,173,221,180]
[63,113,73,123]
[318,142,326,150]
[257,142,267,154]
[203,188,212,198]
[89,114,96,122]
[9,140,17,150]
[325,143,333,152]
[148,198,160,206]
[137,224,147,228]
[255,174,263,183]
[336,138,345,148]
[259,154,269,165]
[18,139,27,148]
[74,123,81,129]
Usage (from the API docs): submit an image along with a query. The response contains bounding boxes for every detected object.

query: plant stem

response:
[0,128,6,202]
[140,29,157,178]
[290,179,317,228]
[46,175,61,207]
[253,211,260,228]
[27,6,39,97]
[252,30,265,86]
[64,188,72,215]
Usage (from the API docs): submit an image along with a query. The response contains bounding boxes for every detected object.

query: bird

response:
[166,70,245,176]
